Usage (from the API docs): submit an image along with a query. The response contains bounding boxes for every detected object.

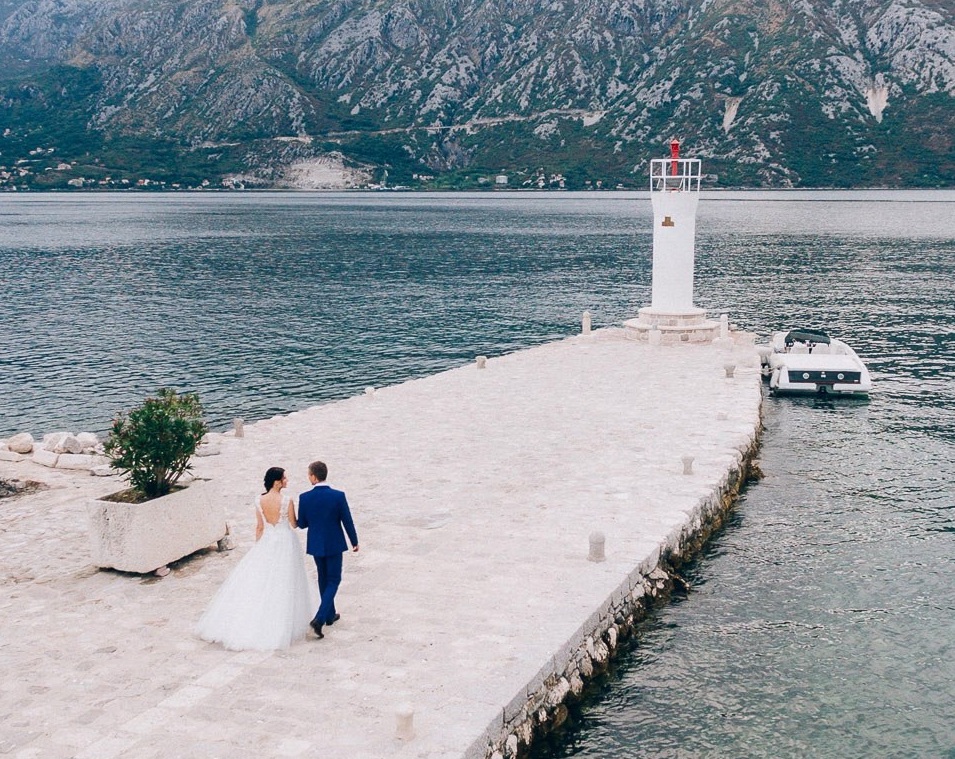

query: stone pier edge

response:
[465,416,764,759]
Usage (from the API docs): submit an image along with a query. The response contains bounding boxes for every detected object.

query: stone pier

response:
[0,328,762,759]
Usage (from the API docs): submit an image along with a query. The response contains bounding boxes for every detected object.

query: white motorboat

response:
[758,328,872,397]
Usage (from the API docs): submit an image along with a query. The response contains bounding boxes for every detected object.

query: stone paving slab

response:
[0,329,762,758]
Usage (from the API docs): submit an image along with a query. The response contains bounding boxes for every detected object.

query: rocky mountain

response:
[1,0,952,189]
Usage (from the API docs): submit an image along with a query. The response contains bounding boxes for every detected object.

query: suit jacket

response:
[297,484,358,557]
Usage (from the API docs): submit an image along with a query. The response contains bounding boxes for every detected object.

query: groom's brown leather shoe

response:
[326,613,341,626]
[310,620,324,639]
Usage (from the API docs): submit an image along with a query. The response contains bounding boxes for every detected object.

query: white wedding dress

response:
[196,495,315,651]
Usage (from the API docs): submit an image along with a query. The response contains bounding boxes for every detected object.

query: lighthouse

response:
[624,141,720,343]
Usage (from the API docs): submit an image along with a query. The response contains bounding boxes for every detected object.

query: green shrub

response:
[104,388,208,500]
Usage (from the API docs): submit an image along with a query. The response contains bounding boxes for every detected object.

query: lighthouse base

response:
[624,307,720,344]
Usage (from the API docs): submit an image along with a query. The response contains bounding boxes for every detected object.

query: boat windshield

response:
[784,329,831,346]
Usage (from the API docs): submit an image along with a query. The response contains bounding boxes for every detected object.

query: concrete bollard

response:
[682,456,694,475]
[365,386,376,398]
[582,310,592,335]
[476,356,487,369]
[724,363,736,378]
[232,418,244,438]
[720,313,729,339]
[396,705,415,741]
[588,531,606,563]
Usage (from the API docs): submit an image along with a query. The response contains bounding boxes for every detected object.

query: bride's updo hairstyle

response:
[263,467,285,494]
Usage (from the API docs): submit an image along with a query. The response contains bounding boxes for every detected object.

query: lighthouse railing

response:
[649,158,702,193]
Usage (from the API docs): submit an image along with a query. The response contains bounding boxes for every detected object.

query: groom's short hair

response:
[309,461,328,482]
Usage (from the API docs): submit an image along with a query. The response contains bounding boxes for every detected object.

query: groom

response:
[297,460,359,639]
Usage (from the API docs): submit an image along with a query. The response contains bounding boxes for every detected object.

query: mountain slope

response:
[1,0,952,188]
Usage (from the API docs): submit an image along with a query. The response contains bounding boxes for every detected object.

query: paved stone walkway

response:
[0,329,761,758]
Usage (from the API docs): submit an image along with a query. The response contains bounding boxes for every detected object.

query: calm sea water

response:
[2,191,954,756]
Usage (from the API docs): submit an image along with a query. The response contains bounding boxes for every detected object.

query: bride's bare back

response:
[256,489,296,538]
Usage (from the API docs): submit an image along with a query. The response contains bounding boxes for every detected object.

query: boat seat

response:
[811,343,830,354]
[790,343,809,354]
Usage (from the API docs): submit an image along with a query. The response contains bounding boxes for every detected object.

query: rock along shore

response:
[0,327,762,759]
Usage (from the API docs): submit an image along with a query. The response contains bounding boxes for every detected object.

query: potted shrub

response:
[103,387,207,499]
[87,388,227,574]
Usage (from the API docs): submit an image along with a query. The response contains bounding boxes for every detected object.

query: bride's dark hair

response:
[263,467,285,494]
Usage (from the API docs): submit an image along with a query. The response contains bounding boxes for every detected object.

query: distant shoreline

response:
[2,186,952,198]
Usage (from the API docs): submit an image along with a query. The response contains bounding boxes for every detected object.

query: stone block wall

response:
[469,433,761,759]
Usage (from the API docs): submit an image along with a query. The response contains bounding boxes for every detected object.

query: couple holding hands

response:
[196,461,359,651]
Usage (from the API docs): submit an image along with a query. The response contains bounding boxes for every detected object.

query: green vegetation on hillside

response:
[2,68,952,191]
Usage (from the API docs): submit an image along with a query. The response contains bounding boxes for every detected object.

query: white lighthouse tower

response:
[624,140,720,343]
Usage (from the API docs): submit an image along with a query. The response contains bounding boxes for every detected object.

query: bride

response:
[196,467,315,650]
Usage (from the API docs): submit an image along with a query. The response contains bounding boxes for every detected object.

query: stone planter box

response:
[87,479,227,574]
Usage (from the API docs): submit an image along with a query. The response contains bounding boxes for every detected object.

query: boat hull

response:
[769,370,871,396]
[763,332,872,397]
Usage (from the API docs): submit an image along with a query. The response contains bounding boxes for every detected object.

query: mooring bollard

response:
[396,705,415,740]
[365,386,376,398]
[682,455,694,475]
[476,355,487,369]
[582,310,592,335]
[724,363,736,378]
[232,418,244,438]
[588,531,606,563]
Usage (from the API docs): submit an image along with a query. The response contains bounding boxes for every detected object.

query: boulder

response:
[56,453,105,471]
[6,433,35,454]
[42,432,71,452]
[58,435,85,454]
[91,464,116,477]
[0,449,26,462]
[76,432,100,452]
[33,449,60,468]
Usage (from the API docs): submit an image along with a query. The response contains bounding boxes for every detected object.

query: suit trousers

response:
[313,553,343,625]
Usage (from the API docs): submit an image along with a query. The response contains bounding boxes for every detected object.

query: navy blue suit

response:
[297,484,358,626]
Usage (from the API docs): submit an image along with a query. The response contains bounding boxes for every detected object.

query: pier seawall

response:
[0,327,763,759]
[468,430,760,758]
